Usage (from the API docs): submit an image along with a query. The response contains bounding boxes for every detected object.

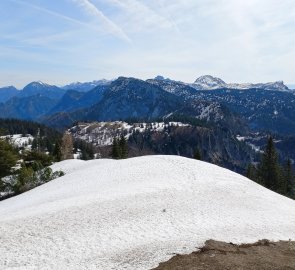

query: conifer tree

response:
[0,139,18,179]
[283,159,294,196]
[31,139,38,151]
[258,136,281,192]
[111,137,120,159]
[53,141,62,162]
[246,163,257,181]
[193,148,202,160]
[119,134,128,159]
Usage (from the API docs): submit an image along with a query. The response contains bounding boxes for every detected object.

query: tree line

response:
[0,130,96,200]
[111,134,128,159]
[246,136,294,198]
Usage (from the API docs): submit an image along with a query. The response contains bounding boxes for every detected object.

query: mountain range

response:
[0,75,294,136]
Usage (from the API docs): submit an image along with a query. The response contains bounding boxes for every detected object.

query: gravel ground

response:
[153,239,295,270]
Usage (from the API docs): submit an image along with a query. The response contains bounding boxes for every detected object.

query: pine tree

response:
[87,144,94,159]
[111,137,120,159]
[0,139,18,179]
[13,166,35,194]
[53,141,62,162]
[258,136,281,192]
[31,139,38,151]
[193,148,202,160]
[119,134,128,159]
[283,159,294,196]
[246,163,257,181]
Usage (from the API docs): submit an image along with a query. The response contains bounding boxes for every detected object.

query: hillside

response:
[0,118,61,138]
[0,156,294,270]
[69,121,254,172]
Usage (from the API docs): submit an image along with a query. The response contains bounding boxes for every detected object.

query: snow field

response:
[0,155,294,270]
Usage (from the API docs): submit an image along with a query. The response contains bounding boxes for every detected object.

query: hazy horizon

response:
[1,75,295,90]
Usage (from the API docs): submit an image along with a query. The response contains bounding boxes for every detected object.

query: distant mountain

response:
[1,76,294,136]
[19,81,66,100]
[0,82,65,102]
[43,77,185,128]
[148,76,295,135]
[288,84,295,90]
[0,86,19,103]
[0,94,57,120]
[153,75,173,81]
[48,90,84,114]
[192,75,226,90]
[191,75,290,91]
[42,77,246,134]
[62,79,112,92]
[191,89,295,135]
[86,77,182,120]
[47,85,108,115]
[147,78,197,100]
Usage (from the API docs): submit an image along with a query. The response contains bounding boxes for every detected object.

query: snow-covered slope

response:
[0,134,34,149]
[62,79,112,92]
[0,156,294,270]
[69,121,190,146]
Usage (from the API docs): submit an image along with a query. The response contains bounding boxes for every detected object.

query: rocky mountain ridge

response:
[0,76,294,135]
[191,75,290,91]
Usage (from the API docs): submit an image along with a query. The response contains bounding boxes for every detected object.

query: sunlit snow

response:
[0,155,294,270]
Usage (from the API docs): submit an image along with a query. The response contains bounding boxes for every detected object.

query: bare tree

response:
[61,132,74,160]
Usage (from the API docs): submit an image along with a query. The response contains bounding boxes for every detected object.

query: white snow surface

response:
[0,155,294,270]
[0,134,34,149]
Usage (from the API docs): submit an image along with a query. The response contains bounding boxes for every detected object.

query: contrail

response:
[71,0,131,43]
[10,0,131,43]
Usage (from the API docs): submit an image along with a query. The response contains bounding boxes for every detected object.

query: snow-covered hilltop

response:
[191,75,290,91]
[0,156,294,270]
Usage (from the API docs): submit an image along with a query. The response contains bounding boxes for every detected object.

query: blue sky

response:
[0,0,295,88]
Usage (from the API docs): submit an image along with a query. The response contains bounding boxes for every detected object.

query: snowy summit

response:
[0,155,294,270]
[191,75,290,91]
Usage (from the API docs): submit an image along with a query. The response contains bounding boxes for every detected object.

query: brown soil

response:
[153,240,295,270]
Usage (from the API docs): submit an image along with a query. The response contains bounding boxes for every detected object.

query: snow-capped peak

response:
[194,75,226,85]
[191,75,290,92]
[194,75,226,89]
[62,79,112,92]
[24,81,52,89]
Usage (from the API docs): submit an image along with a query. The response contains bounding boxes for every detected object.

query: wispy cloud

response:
[9,0,124,41]
[71,0,131,42]
[10,0,93,29]
[104,0,178,32]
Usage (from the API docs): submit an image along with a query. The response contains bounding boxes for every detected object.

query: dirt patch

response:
[153,239,295,270]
